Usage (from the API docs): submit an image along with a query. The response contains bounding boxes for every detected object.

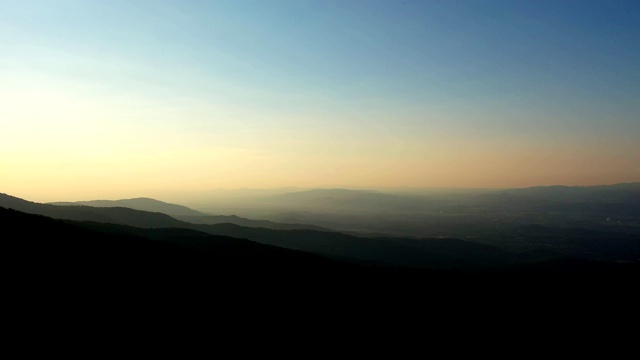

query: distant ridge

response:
[174,214,335,232]
[49,196,333,231]
[2,193,186,227]
[49,197,207,217]
[500,182,640,202]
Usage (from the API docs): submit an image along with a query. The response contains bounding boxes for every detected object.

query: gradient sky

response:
[1,0,639,202]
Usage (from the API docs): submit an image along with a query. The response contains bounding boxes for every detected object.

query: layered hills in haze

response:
[49,196,332,231]
[4,188,639,311]
[3,183,639,272]
[50,197,207,216]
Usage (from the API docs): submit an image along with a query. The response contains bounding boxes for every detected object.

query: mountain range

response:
[3,187,640,317]
[1,192,505,269]
[3,184,639,270]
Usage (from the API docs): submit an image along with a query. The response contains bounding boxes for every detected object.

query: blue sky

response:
[1,0,639,201]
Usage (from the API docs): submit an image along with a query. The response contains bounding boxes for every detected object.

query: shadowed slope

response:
[0,206,357,289]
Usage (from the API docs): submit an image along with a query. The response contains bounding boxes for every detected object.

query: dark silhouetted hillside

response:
[0,206,360,291]
[197,223,511,270]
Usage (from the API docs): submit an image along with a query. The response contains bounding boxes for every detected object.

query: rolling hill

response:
[49,197,208,216]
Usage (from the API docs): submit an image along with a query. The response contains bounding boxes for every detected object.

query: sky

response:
[1,0,639,202]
